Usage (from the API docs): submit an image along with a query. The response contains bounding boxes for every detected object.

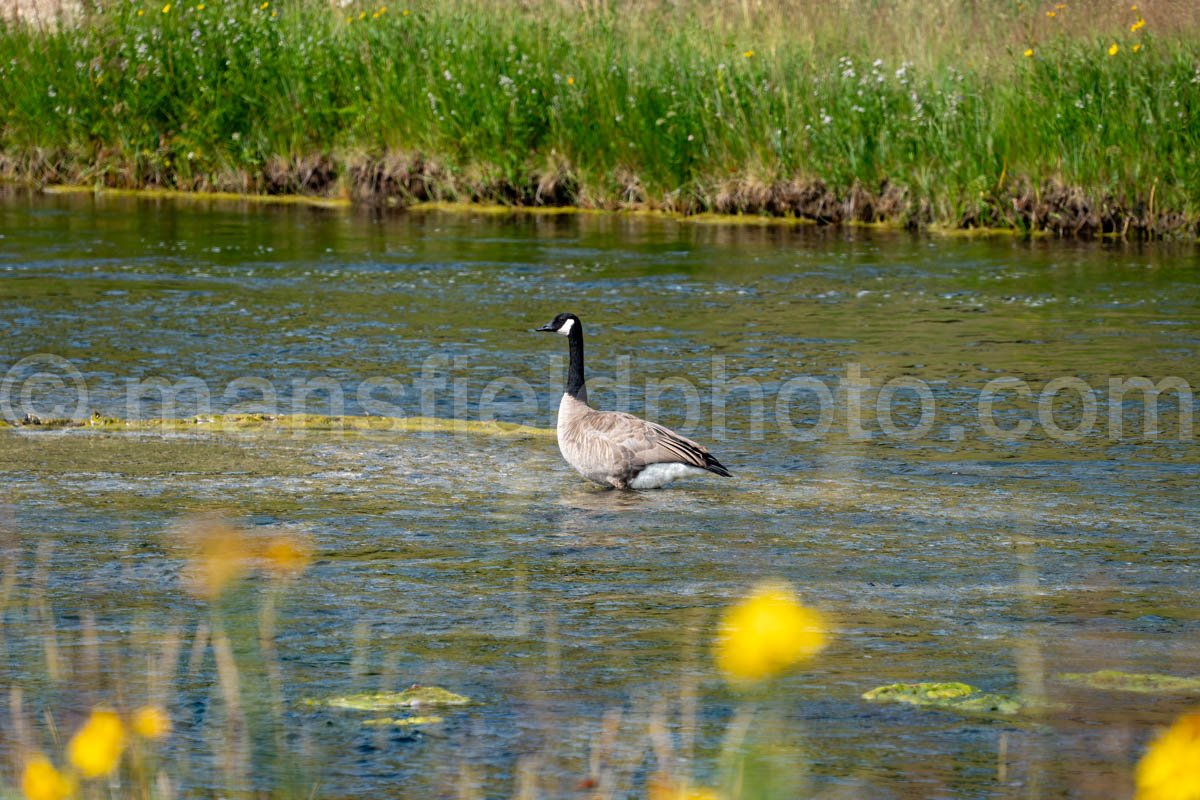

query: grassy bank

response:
[2,0,1200,236]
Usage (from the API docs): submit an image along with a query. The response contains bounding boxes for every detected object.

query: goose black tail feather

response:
[645,420,733,478]
[703,452,733,478]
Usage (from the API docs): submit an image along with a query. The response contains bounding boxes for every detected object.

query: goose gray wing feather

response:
[582,411,732,477]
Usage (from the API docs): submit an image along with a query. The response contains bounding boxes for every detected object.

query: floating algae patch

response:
[5,412,554,438]
[43,184,351,209]
[1057,670,1200,694]
[863,682,1022,715]
[363,716,445,727]
[408,201,594,217]
[307,686,473,712]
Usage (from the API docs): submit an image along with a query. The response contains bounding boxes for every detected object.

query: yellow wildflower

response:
[401,8,409,14]
[181,518,252,600]
[136,8,143,14]
[259,1,268,8]
[647,773,722,800]
[742,49,754,58]
[714,582,829,683]
[160,2,170,11]
[1133,42,1143,53]
[21,757,73,800]
[260,534,311,578]
[1024,48,1034,57]
[1131,4,1138,9]
[1046,10,1056,17]
[131,706,171,740]
[1136,709,1200,800]
[1109,42,1120,56]
[566,76,575,85]
[195,3,204,8]
[1131,18,1145,31]
[67,709,126,778]
[358,10,366,19]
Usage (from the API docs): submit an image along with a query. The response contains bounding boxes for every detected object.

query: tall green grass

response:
[1,0,1199,226]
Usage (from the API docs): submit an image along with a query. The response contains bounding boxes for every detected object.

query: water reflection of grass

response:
[2,1,1200,233]
[0,514,832,798]
[1,511,1197,798]
[2,516,320,799]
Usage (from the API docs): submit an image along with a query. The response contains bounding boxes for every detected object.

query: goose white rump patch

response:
[556,318,576,335]
[629,462,709,489]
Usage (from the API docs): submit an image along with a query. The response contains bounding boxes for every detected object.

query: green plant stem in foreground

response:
[2,0,1199,236]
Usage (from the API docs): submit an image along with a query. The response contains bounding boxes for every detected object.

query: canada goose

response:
[535,313,732,489]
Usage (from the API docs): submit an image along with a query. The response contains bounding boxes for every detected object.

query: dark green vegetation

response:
[2,0,1200,235]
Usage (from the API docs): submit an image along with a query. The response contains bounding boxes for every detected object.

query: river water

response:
[1,192,1198,798]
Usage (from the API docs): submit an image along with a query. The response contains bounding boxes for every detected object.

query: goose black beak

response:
[535,323,556,332]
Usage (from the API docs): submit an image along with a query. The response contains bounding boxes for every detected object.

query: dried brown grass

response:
[6,147,1196,238]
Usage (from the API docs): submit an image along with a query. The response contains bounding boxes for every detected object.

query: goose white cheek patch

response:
[557,318,575,335]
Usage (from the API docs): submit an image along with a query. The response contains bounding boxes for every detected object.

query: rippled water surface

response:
[1,193,1199,798]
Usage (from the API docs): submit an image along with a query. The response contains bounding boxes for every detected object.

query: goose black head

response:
[536,313,580,336]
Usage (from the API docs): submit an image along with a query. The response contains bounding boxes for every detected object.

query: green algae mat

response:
[862,682,1022,716]
[4,412,554,437]
[306,686,473,728]
[1056,671,1200,694]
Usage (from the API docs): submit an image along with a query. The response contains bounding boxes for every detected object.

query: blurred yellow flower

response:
[195,3,204,8]
[358,10,366,19]
[567,76,575,85]
[648,773,721,800]
[131,706,171,740]
[1133,42,1143,53]
[1046,10,1056,17]
[136,8,143,14]
[160,2,170,12]
[259,1,268,8]
[260,534,311,578]
[714,582,828,683]
[1054,2,1065,7]
[1131,18,1145,31]
[180,520,248,599]
[401,8,409,15]
[1024,48,1034,57]
[743,50,754,58]
[22,757,73,800]
[1109,42,1120,56]
[1136,710,1200,800]
[67,709,126,778]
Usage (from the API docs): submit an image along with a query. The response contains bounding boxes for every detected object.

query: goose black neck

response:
[565,324,587,402]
